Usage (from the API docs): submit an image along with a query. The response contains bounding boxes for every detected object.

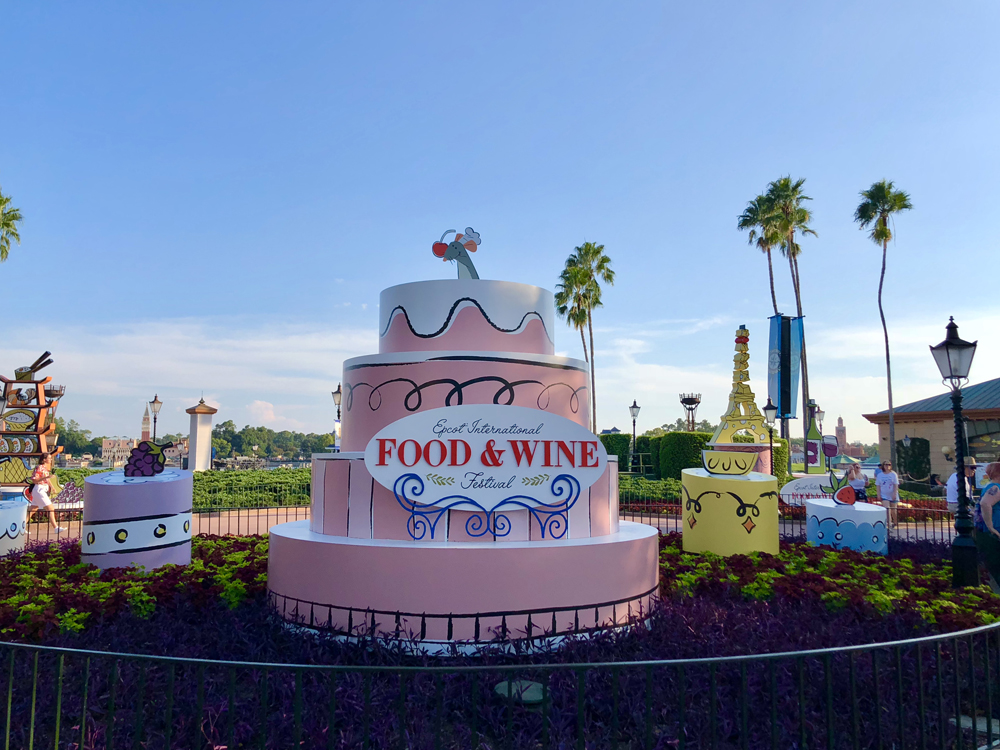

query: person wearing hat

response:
[946,456,977,516]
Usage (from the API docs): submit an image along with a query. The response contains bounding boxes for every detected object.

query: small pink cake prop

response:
[268,236,658,647]
[82,469,193,571]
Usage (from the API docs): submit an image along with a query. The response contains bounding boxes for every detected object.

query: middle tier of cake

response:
[340,350,591,452]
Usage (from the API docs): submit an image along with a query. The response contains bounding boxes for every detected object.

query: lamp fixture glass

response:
[903,435,911,448]
[763,397,778,426]
[332,384,343,407]
[930,317,977,388]
[815,407,825,424]
[150,394,163,415]
[628,399,640,420]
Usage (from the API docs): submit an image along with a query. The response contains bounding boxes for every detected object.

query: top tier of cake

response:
[379,279,554,356]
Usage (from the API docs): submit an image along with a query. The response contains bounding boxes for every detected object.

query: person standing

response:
[27,454,66,534]
[876,460,900,528]
[845,463,868,502]
[974,462,1000,594]
[947,457,977,516]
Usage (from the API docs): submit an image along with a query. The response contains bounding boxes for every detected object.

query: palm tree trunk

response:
[587,311,597,433]
[766,247,779,316]
[579,327,589,363]
[788,239,811,464]
[879,238,896,469]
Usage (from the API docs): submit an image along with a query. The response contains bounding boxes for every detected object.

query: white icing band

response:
[87,469,185,486]
[83,511,192,555]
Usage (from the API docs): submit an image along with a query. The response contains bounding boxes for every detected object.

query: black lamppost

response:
[332,384,342,421]
[149,394,162,442]
[763,397,778,476]
[629,400,640,472]
[930,317,979,588]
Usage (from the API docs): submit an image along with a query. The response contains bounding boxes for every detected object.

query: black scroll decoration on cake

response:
[380,298,553,345]
[393,473,580,541]
[345,378,588,415]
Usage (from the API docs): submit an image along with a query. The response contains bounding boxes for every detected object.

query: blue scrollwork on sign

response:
[393,473,581,540]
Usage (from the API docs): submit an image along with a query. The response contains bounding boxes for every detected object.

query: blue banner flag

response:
[767,314,804,419]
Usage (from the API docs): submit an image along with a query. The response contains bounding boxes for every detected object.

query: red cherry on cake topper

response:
[432,242,448,258]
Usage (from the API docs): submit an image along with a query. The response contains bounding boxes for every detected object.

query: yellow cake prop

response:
[682,325,779,556]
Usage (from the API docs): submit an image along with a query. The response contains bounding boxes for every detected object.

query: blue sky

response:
[3,1,999,443]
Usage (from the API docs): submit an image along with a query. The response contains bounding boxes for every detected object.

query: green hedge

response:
[618,475,681,501]
[55,467,312,509]
[659,431,713,480]
[771,436,790,488]
[896,436,931,481]
[649,436,662,478]
[600,433,632,469]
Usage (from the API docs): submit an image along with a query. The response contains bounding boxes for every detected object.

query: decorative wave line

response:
[393,473,581,541]
[380,298,553,344]
[345,377,586,415]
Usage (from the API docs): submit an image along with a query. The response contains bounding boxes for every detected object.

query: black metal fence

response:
[3,622,1000,748]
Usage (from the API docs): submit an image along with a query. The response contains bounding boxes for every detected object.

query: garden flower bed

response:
[3,533,996,658]
[3,535,998,748]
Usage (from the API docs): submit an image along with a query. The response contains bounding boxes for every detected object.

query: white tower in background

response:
[186,398,218,471]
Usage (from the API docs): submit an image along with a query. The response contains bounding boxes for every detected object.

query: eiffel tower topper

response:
[708,325,769,446]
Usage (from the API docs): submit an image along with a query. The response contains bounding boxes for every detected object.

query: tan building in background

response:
[864,377,1000,478]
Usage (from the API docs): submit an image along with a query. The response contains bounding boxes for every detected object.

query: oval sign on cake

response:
[364,404,606,512]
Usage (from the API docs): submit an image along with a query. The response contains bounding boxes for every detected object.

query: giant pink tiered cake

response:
[268,279,658,644]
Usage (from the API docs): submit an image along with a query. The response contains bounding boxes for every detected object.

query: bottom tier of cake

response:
[268,520,658,645]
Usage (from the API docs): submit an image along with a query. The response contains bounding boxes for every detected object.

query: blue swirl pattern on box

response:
[807,514,887,555]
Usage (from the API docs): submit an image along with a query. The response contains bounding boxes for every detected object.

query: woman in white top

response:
[875,460,900,528]
[845,463,868,502]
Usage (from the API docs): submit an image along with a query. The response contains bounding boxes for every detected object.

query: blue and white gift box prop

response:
[806,498,888,555]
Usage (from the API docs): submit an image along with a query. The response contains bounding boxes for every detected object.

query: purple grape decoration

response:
[124,441,173,478]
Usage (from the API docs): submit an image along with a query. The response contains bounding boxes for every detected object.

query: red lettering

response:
[509,440,539,466]
[398,439,422,467]
[556,441,576,468]
[580,441,598,468]
[377,439,397,466]
[542,440,554,467]
[424,439,447,467]
[449,440,472,466]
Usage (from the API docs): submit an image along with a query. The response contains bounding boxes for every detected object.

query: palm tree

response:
[555,264,591,363]
[737,194,782,315]
[854,180,912,469]
[766,177,817,447]
[0,188,23,264]
[563,242,614,433]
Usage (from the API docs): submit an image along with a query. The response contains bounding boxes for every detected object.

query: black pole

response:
[768,428,774,476]
[631,416,637,472]
[152,414,158,443]
[951,386,979,587]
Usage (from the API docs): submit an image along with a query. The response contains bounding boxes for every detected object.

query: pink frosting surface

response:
[381,305,554,355]
[342,357,589,451]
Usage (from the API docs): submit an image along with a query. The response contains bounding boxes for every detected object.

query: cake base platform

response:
[268,520,658,644]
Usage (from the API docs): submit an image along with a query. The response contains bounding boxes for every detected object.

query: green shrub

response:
[771,436,790,487]
[659,431,713,480]
[54,467,111,486]
[600,433,632,469]
[618,475,681,501]
[732,433,754,443]
[896,436,931,481]
[649,436,662,478]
